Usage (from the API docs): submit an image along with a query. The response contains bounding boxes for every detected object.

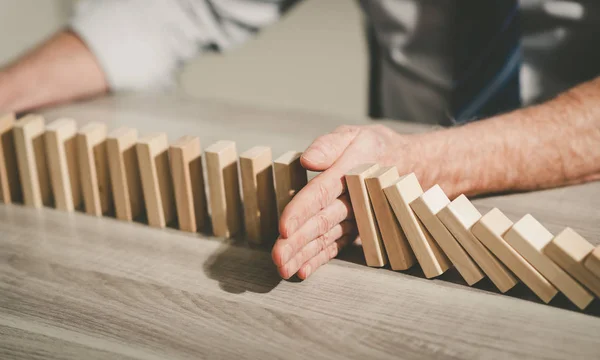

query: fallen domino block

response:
[384,173,450,278]
[78,122,112,216]
[273,151,307,218]
[584,246,600,280]
[137,133,176,228]
[504,215,593,310]
[543,227,600,298]
[206,140,242,238]
[438,195,517,293]
[365,166,416,270]
[472,208,558,303]
[0,113,22,204]
[411,185,483,285]
[45,119,81,212]
[169,135,208,233]
[14,114,52,208]
[107,127,144,222]
[240,146,278,245]
[345,163,388,267]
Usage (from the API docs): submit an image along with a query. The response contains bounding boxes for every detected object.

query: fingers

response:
[297,235,354,280]
[272,194,354,267]
[300,126,359,171]
[277,221,356,279]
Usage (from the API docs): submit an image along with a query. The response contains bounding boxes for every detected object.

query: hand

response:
[271,124,415,279]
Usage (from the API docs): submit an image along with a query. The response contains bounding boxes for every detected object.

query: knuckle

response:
[315,212,332,235]
[327,243,339,259]
[316,182,332,209]
[317,235,328,253]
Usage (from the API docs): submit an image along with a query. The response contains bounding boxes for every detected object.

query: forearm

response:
[411,77,600,198]
[0,31,108,113]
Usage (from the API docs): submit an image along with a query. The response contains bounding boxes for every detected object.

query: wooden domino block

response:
[504,215,593,309]
[273,151,307,217]
[472,208,558,303]
[205,140,242,238]
[45,119,81,212]
[240,146,278,245]
[0,113,21,204]
[543,228,600,298]
[438,195,517,293]
[169,135,208,233]
[345,163,388,267]
[77,122,112,216]
[584,246,600,280]
[14,114,52,208]
[411,185,483,285]
[365,166,416,270]
[106,127,144,221]
[383,173,450,278]
[136,133,176,228]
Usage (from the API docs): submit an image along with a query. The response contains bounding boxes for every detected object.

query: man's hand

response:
[271,124,416,280]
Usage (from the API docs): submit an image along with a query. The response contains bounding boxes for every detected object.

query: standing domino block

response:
[345,163,388,267]
[543,228,600,298]
[383,173,450,278]
[14,114,52,208]
[240,146,278,245]
[273,151,307,217]
[504,215,593,309]
[584,246,600,280]
[78,122,112,216]
[169,135,208,233]
[106,127,144,221]
[438,195,517,292]
[411,185,483,285]
[45,119,81,212]
[0,113,21,204]
[365,166,416,270]
[472,208,558,303]
[137,133,176,228]
[205,140,242,238]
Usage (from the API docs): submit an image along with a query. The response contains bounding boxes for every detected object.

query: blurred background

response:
[0,0,367,118]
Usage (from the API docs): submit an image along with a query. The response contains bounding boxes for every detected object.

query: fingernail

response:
[281,244,293,264]
[286,217,299,235]
[303,265,312,279]
[302,149,327,164]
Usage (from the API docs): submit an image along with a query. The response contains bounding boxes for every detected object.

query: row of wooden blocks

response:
[346,164,600,310]
[0,113,307,244]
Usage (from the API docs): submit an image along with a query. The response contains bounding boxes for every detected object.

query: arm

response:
[273,76,600,279]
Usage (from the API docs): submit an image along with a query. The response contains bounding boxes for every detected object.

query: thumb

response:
[301,128,360,171]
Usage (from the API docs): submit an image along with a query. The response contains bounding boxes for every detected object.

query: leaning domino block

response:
[472,208,557,303]
[78,122,112,216]
[206,140,242,238]
[0,113,21,204]
[240,146,278,245]
[106,127,144,221]
[383,173,450,278]
[45,119,81,212]
[543,228,600,298]
[365,166,416,271]
[345,163,388,267]
[14,114,52,208]
[273,151,307,218]
[438,195,517,293]
[137,133,176,228]
[504,215,593,310]
[584,246,600,280]
[169,135,208,233]
[411,185,483,285]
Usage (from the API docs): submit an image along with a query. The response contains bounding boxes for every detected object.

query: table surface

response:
[1,95,599,360]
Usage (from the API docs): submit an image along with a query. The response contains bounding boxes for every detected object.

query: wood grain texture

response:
[205,140,242,238]
[584,246,600,279]
[45,118,81,212]
[107,127,144,222]
[136,133,176,228]
[273,151,307,217]
[240,146,278,245]
[77,122,112,216]
[13,114,52,208]
[0,113,21,204]
[365,166,416,270]
[169,135,208,233]
[472,208,558,303]
[345,163,387,267]
[383,173,450,278]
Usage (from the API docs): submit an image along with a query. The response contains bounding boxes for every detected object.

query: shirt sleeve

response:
[70,0,299,91]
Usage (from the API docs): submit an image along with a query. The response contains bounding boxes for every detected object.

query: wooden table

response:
[1,95,599,359]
